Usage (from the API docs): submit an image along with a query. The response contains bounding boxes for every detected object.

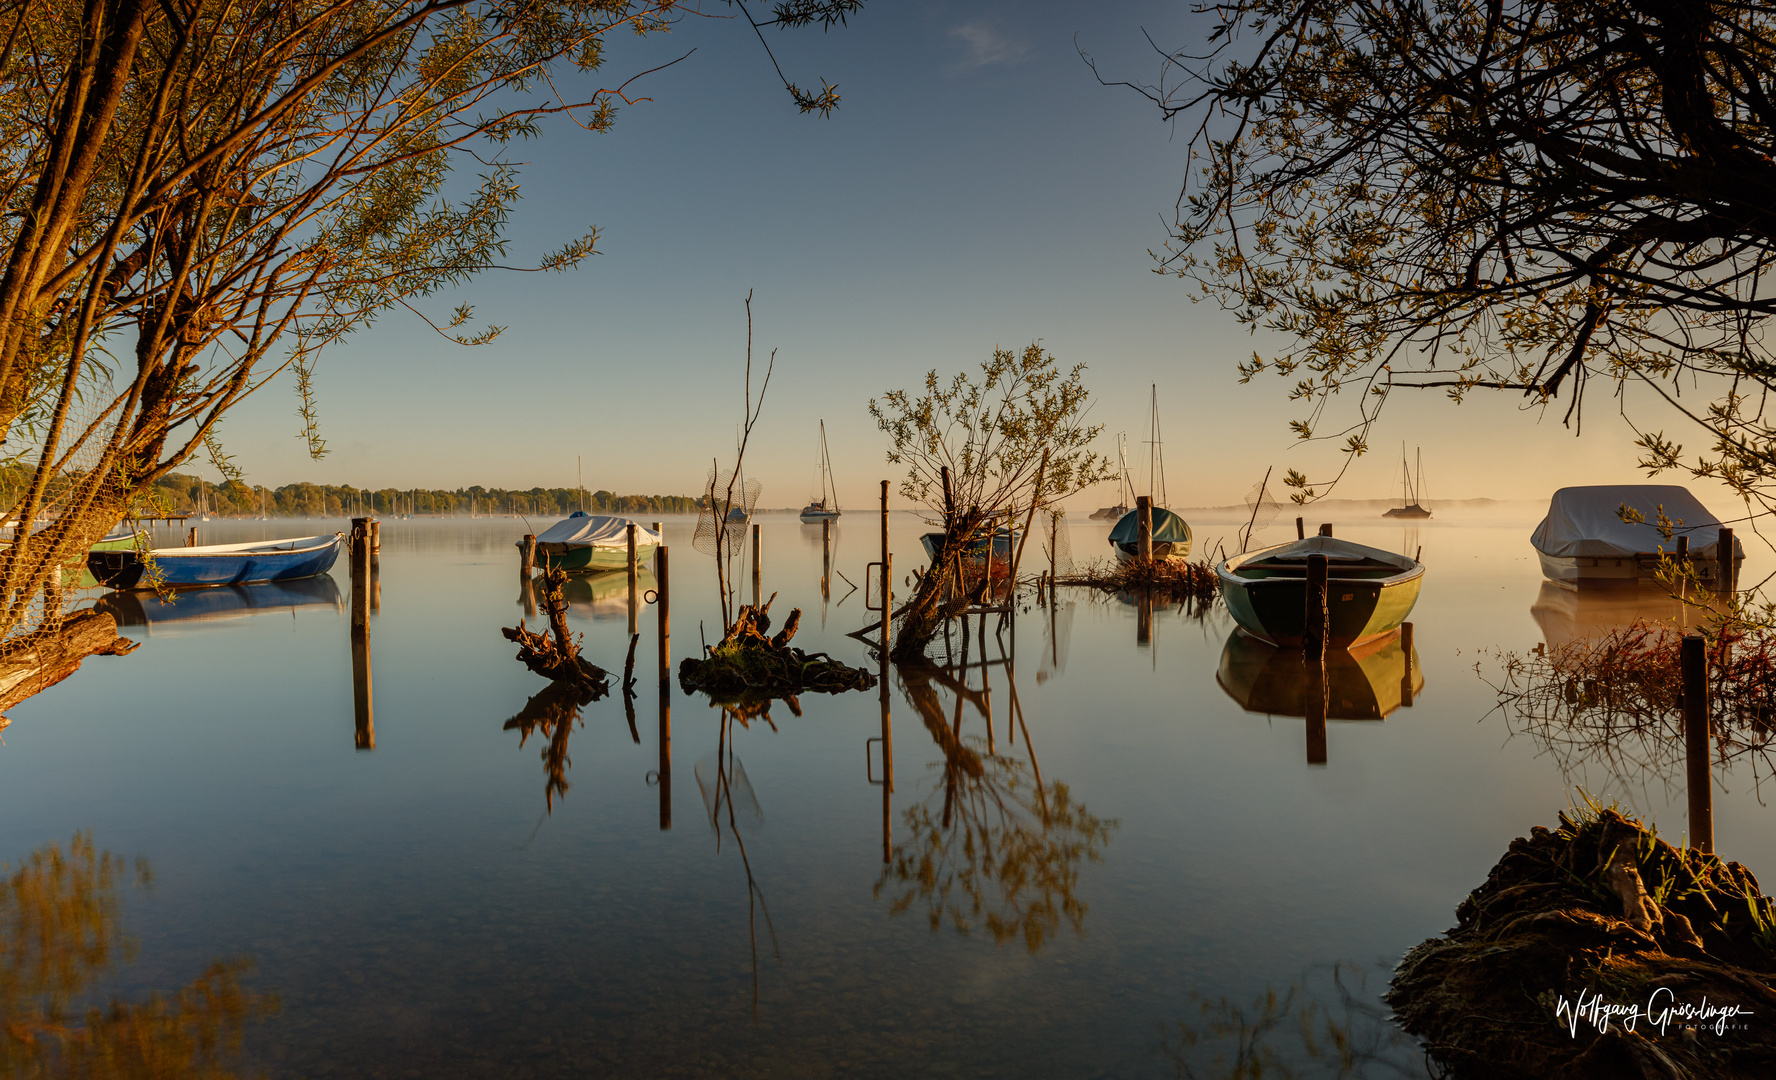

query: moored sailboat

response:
[800,420,842,524]
[1109,387,1193,563]
[1382,445,1432,519]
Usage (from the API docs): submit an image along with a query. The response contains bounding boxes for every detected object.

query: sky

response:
[213,0,1696,511]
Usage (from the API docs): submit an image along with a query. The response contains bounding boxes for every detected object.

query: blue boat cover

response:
[1110,507,1191,545]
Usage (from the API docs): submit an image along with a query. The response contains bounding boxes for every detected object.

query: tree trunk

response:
[0,608,135,719]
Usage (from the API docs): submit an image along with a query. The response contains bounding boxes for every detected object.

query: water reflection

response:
[1218,631,1423,721]
[700,708,780,1013]
[97,576,342,629]
[0,833,276,1078]
[518,569,657,622]
[1161,960,1428,1079]
[877,657,1117,952]
[1530,581,1685,646]
[501,682,597,811]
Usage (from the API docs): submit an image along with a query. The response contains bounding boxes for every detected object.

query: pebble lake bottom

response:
[3,508,1770,1079]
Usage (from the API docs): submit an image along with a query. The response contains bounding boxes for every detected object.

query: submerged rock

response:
[1388,806,1776,1079]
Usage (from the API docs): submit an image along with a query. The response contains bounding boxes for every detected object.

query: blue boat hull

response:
[97,576,342,624]
[88,535,344,589]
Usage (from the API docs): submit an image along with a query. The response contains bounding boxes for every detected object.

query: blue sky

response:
[216,0,1672,509]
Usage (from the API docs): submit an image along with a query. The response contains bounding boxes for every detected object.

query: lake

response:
[3,506,1769,1078]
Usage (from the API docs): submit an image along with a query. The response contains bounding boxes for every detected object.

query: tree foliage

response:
[0,0,860,642]
[1097,0,1776,505]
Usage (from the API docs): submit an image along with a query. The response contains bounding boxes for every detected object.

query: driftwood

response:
[679,594,876,699]
[501,569,610,697]
[1389,805,1776,1079]
[0,608,136,719]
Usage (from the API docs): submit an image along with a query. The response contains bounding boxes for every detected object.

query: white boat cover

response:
[535,514,662,549]
[1531,486,1743,558]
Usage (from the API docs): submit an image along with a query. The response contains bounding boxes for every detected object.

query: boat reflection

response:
[518,568,657,622]
[1530,580,1687,646]
[0,833,276,1076]
[97,575,342,629]
[1217,629,1423,721]
[878,655,1117,953]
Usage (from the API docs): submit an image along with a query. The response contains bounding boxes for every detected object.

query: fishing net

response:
[692,466,761,558]
[1041,508,1074,577]
[1239,473,1283,552]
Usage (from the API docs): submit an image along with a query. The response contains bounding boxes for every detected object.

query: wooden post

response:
[752,522,761,608]
[657,545,671,690]
[627,522,638,636]
[369,519,381,573]
[1682,634,1713,854]
[1137,495,1153,563]
[657,692,672,831]
[1719,526,1736,595]
[350,518,370,631]
[520,534,535,577]
[520,575,536,618]
[1318,523,1333,537]
[1296,516,1305,540]
[880,480,892,651]
[1399,622,1415,708]
[187,526,196,547]
[1305,553,1328,660]
[941,466,955,532]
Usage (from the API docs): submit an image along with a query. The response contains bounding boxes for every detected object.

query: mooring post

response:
[369,518,381,573]
[187,525,196,547]
[657,692,672,831]
[1137,495,1153,563]
[1305,553,1328,660]
[520,533,535,577]
[1399,621,1415,708]
[627,522,638,635]
[1719,526,1736,596]
[1682,634,1714,854]
[880,480,892,652]
[1318,523,1333,537]
[1296,516,1305,540]
[752,522,762,608]
[657,545,671,690]
[350,517,370,631]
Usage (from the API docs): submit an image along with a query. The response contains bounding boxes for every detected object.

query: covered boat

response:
[1108,507,1192,564]
[1531,485,1743,587]
[88,534,344,589]
[1216,535,1423,648]
[525,513,661,573]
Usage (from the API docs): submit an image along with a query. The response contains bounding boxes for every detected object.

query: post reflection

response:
[0,833,277,1077]
[351,626,373,750]
[878,651,1116,953]
[697,707,780,1015]
[1216,628,1423,764]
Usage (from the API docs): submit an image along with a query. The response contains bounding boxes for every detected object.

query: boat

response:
[920,527,1011,563]
[1109,506,1192,564]
[800,420,842,524]
[1216,535,1424,648]
[1109,387,1192,562]
[1217,628,1422,720]
[1090,433,1135,520]
[524,512,661,573]
[88,533,344,589]
[1530,485,1743,587]
[1382,445,1431,519]
[97,576,342,627]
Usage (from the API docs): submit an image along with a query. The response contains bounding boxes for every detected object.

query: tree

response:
[870,343,1115,659]
[0,0,863,647]
[1093,1,1776,506]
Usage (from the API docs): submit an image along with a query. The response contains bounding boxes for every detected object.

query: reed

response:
[1057,558,1220,608]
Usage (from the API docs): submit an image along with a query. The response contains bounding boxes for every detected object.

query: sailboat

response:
[1382,445,1432,519]
[1110,386,1192,564]
[1090,433,1136,520]
[800,420,842,524]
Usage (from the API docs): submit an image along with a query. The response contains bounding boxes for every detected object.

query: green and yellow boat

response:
[522,513,661,574]
[1216,535,1423,649]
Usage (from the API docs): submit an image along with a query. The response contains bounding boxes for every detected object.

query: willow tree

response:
[1095,0,1776,505]
[870,343,1115,658]
[0,0,862,648]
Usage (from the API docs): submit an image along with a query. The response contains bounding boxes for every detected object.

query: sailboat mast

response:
[1402,443,1410,508]
[821,420,839,511]
[1148,385,1157,504]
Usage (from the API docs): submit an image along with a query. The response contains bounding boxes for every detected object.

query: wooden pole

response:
[369,519,381,573]
[520,534,535,577]
[350,518,370,632]
[1682,634,1713,854]
[1399,622,1415,708]
[1719,526,1736,595]
[880,480,892,651]
[752,522,761,608]
[657,692,672,831]
[1305,553,1328,660]
[1137,495,1153,563]
[627,522,638,636]
[657,545,671,690]
[1296,516,1305,540]
[1318,523,1333,537]
[187,525,196,547]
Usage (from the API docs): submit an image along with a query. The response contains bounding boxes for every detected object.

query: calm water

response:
[5,508,1773,1078]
